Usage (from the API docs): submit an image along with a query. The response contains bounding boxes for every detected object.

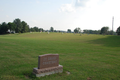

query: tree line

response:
[0,18,57,34]
[83,27,114,35]
[0,18,46,34]
[0,18,29,34]
[73,26,117,35]
[0,18,120,35]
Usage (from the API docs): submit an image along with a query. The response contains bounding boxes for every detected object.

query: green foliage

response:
[107,30,113,35]
[50,27,54,32]
[67,29,71,33]
[8,22,16,31]
[0,18,30,34]
[116,26,120,35]
[0,24,1,32]
[30,28,35,32]
[39,28,44,32]
[34,27,39,32]
[30,27,40,32]
[13,18,23,33]
[74,27,81,33]
[83,30,100,34]
[100,26,109,34]
[0,22,9,34]
[54,30,57,32]
[21,21,29,33]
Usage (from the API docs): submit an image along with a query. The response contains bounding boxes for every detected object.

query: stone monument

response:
[33,54,63,77]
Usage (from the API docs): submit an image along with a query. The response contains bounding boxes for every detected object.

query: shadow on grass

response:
[23,71,36,80]
[88,35,120,47]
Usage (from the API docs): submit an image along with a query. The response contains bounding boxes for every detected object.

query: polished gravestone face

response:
[38,54,59,69]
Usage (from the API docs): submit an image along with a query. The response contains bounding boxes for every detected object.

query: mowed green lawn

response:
[0,32,120,80]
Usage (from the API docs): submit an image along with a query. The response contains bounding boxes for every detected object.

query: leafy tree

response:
[116,26,120,35]
[33,26,39,32]
[8,22,16,31]
[0,24,1,34]
[13,18,23,33]
[21,21,29,33]
[0,22,9,34]
[107,30,113,35]
[54,30,57,32]
[74,28,77,33]
[74,27,81,33]
[83,30,100,34]
[39,28,44,32]
[30,28,35,32]
[26,25,30,32]
[0,18,30,34]
[50,27,54,32]
[67,29,71,33]
[100,26,109,34]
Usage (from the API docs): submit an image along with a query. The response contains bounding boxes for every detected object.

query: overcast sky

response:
[0,0,120,31]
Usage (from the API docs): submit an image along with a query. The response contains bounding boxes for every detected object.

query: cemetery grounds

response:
[0,32,120,80]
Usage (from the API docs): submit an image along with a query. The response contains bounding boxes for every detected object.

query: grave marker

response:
[33,54,63,77]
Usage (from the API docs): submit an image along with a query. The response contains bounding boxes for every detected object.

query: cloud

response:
[35,0,40,4]
[75,0,88,7]
[59,0,97,13]
[31,20,38,24]
[6,15,9,18]
[59,4,76,13]
[59,0,106,12]
[75,0,104,8]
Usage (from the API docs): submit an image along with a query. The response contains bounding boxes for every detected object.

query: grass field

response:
[0,32,120,80]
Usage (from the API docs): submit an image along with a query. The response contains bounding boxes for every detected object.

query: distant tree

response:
[27,25,30,32]
[8,22,16,31]
[0,18,30,34]
[13,18,23,33]
[33,26,39,32]
[0,22,9,34]
[74,27,81,33]
[54,30,57,32]
[74,28,78,33]
[83,30,87,33]
[100,26,109,34]
[30,28,35,32]
[107,30,113,35]
[97,30,101,34]
[50,27,54,32]
[83,29,100,34]
[0,24,1,33]
[116,26,120,35]
[67,29,71,33]
[39,28,44,32]
[21,21,29,33]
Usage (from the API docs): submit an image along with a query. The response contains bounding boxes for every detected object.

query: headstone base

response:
[33,65,63,77]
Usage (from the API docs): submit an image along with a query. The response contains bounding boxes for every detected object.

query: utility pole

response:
[112,16,114,35]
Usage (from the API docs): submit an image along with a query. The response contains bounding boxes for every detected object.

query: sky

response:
[0,0,120,31]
